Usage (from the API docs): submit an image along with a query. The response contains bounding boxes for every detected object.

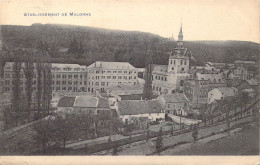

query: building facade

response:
[208,87,238,104]
[157,93,190,117]
[51,63,87,92]
[86,61,138,93]
[2,62,87,94]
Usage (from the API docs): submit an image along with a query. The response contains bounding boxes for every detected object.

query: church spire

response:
[178,21,183,41]
[177,21,184,48]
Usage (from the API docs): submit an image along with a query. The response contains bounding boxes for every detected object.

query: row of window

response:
[93,76,137,80]
[152,75,167,81]
[52,80,86,85]
[170,59,187,65]
[52,68,85,72]
[90,81,136,86]
[52,74,85,79]
[89,70,136,74]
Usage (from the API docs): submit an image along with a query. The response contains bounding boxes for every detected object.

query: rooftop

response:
[157,93,189,103]
[118,100,163,115]
[87,61,136,70]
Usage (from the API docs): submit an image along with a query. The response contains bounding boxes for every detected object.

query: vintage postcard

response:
[0,0,259,164]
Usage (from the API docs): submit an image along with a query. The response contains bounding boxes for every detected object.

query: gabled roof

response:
[73,96,110,108]
[246,79,258,86]
[118,100,163,115]
[74,95,98,107]
[58,95,110,109]
[212,87,238,97]
[57,96,76,107]
[158,93,189,103]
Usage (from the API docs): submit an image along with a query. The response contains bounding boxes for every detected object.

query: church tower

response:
[168,23,189,74]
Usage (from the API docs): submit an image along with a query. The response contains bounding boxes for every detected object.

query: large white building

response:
[2,62,87,94]
[151,25,191,95]
[51,63,87,92]
[86,61,138,93]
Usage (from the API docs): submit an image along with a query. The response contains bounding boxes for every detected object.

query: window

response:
[5,80,10,85]
[56,74,61,79]
[62,81,66,85]
[56,81,60,85]
[4,74,10,78]
[62,74,66,79]
[113,76,116,79]
[74,75,78,79]
[101,82,105,86]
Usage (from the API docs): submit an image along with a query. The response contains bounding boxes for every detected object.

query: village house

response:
[57,95,111,116]
[208,87,238,104]
[157,93,190,117]
[117,100,164,125]
[183,68,227,108]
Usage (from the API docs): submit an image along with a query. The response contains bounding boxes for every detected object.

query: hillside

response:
[1,24,259,67]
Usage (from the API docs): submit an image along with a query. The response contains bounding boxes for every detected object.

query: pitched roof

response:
[152,65,168,74]
[119,94,143,101]
[74,95,98,107]
[158,93,189,103]
[73,96,110,108]
[58,95,110,108]
[57,96,76,107]
[246,79,258,86]
[118,100,163,115]
[215,87,238,97]
[97,97,110,108]
[87,61,135,70]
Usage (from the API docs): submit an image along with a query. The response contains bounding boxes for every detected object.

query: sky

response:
[0,0,259,43]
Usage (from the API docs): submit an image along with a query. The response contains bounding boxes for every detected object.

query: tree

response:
[36,62,43,118]
[23,61,34,122]
[112,147,119,156]
[33,118,54,153]
[192,128,198,142]
[155,127,163,154]
[170,125,174,136]
[222,97,237,134]
[51,115,77,149]
[12,61,22,126]
[107,136,112,153]
[146,130,150,142]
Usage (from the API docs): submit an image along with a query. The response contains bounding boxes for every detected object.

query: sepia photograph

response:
[0,0,259,164]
